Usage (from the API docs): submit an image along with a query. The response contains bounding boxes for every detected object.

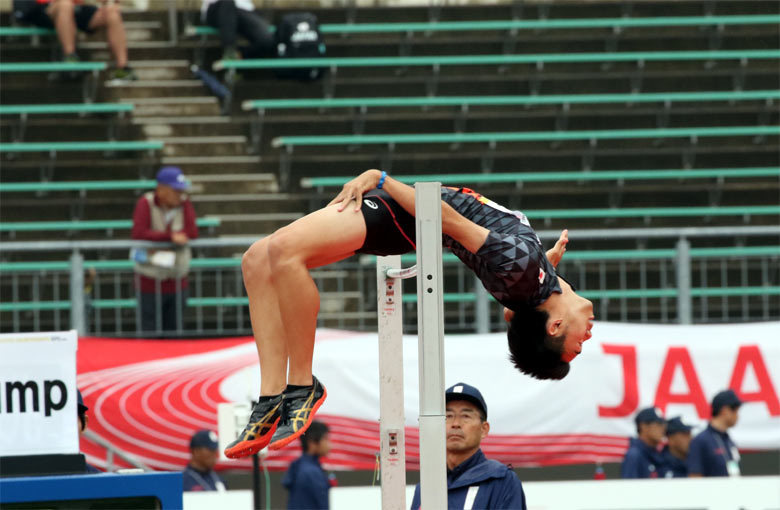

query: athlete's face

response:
[558,277,594,363]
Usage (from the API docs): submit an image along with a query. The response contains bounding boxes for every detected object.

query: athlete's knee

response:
[266,229,304,272]
[241,238,271,284]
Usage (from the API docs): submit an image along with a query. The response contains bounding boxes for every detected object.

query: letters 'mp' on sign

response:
[0,331,78,456]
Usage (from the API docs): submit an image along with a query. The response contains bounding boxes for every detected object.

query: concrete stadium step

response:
[102,79,207,100]
[119,96,220,116]
[189,173,279,193]
[155,135,249,157]
[133,116,244,138]
[160,155,264,174]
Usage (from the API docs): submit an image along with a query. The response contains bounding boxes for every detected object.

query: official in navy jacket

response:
[283,421,333,509]
[688,389,743,477]
[411,383,526,510]
[661,416,693,478]
[621,407,667,478]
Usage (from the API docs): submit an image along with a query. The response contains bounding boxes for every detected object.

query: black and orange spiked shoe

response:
[268,376,327,450]
[224,394,283,459]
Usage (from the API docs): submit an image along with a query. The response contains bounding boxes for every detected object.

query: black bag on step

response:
[275,13,327,81]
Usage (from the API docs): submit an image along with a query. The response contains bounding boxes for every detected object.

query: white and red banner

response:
[76,322,780,472]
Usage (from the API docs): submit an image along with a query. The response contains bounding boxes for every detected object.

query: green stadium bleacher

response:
[0,217,220,233]
[274,125,778,149]
[244,90,780,112]
[0,61,106,73]
[0,141,162,153]
[300,167,780,189]
[0,180,156,193]
[214,49,780,71]
[187,14,780,37]
[0,103,134,116]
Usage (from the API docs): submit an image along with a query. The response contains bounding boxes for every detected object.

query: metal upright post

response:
[676,237,693,324]
[475,274,490,334]
[69,250,86,336]
[414,182,448,510]
[376,255,407,510]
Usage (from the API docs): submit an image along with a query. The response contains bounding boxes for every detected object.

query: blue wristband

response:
[377,171,387,189]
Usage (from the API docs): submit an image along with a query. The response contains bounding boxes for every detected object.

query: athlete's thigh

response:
[272,201,366,269]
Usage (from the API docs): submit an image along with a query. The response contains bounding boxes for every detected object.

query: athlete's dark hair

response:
[507,305,570,380]
[300,421,329,452]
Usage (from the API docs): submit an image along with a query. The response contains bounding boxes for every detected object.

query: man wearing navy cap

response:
[661,416,693,478]
[183,430,226,491]
[132,166,199,336]
[688,389,743,477]
[621,407,667,478]
[410,383,526,510]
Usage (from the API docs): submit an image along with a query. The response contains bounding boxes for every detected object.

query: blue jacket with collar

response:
[283,453,330,509]
[621,437,667,478]
[660,446,688,478]
[410,449,526,510]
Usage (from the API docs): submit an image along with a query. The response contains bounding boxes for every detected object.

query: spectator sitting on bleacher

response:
[12,0,137,82]
[201,0,275,61]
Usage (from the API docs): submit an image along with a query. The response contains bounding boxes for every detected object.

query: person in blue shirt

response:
[621,407,667,479]
[661,416,693,478]
[77,390,101,474]
[182,430,227,491]
[688,389,743,477]
[411,383,526,510]
[283,421,332,510]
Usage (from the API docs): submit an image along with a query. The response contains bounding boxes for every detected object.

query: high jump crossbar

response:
[376,182,447,510]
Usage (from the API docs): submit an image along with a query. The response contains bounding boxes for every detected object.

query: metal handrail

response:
[2,226,779,253]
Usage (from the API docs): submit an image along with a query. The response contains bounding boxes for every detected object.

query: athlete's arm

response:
[329,169,489,254]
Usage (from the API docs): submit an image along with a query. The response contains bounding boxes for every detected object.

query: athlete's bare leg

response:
[242,201,366,395]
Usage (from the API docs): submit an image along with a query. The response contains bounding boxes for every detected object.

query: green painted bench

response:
[0,140,163,153]
[214,49,780,71]
[245,90,780,151]
[274,125,778,148]
[0,102,135,143]
[0,103,134,115]
[0,180,156,193]
[244,89,780,111]
[0,61,108,102]
[0,61,106,73]
[301,167,780,189]
[0,27,55,37]
[189,14,780,38]
[0,217,220,233]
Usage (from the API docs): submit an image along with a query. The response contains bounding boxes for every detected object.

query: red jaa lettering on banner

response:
[597,344,638,417]
[654,347,709,418]
[598,344,779,418]
[728,345,780,416]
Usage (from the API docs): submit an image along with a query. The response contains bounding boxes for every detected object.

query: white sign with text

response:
[0,330,79,456]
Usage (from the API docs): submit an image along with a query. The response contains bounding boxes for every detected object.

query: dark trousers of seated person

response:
[137,289,188,335]
[206,0,275,58]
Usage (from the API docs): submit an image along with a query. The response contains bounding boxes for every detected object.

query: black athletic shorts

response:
[356,189,417,256]
[21,3,98,34]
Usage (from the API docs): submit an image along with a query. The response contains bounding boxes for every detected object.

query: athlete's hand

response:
[328,169,383,212]
[545,229,568,268]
